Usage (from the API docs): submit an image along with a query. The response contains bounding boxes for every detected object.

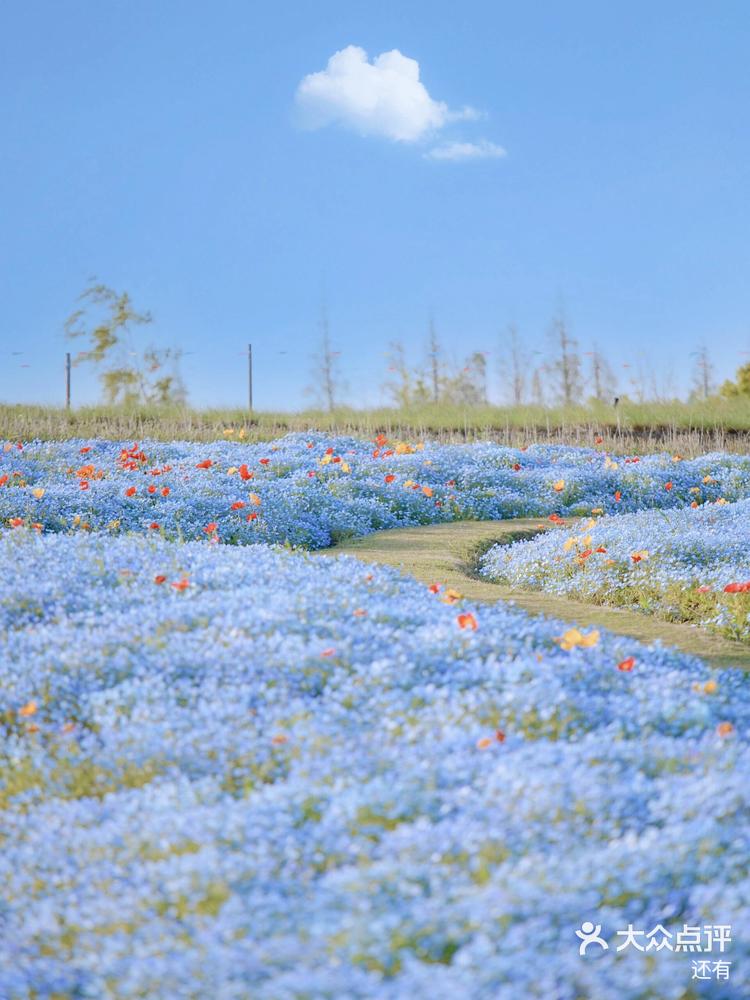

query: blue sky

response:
[1,1,748,409]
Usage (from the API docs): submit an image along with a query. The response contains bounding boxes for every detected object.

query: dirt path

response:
[318,519,750,670]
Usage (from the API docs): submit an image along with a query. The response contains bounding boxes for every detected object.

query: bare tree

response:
[530,365,546,406]
[308,305,342,412]
[499,323,527,405]
[383,341,413,407]
[548,312,583,406]
[427,316,441,404]
[691,344,715,401]
[586,345,616,403]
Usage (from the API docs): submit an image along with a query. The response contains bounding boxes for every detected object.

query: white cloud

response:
[295,45,477,143]
[425,140,507,162]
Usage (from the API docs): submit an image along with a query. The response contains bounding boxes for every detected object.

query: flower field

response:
[2,435,750,998]
[481,499,750,642]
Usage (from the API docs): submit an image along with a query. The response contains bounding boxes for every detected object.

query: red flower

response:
[428,583,441,593]
[161,487,170,497]
[231,501,246,510]
[384,474,395,484]
[195,459,213,469]
[259,458,270,466]
[724,582,750,593]
[154,574,167,585]
[246,512,258,521]
[149,522,160,530]
[512,463,521,471]
[617,656,636,672]
[171,578,190,591]
[79,446,91,454]
[203,522,218,534]
[457,612,478,630]
[614,491,622,502]
[664,481,673,491]
[147,485,156,494]
[238,464,253,480]
[125,486,137,497]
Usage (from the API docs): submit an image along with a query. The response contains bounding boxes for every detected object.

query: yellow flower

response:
[703,679,718,695]
[395,442,415,455]
[557,627,600,651]
[442,588,463,604]
[604,457,618,470]
[223,428,235,436]
[32,488,45,499]
[689,486,700,494]
[552,479,565,492]
[319,454,332,465]
[563,537,578,553]
[340,461,351,473]
[238,428,247,439]
[227,466,238,475]
[591,508,604,515]
[19,700,38,717]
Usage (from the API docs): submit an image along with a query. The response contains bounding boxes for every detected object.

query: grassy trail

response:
[319,519,750,671]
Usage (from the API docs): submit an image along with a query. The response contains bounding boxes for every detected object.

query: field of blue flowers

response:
[2,435,749,999]
[481,498,750,642]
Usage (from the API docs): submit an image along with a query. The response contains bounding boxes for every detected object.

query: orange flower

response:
[320,648,336,657]
[691,501,699,508]
[384,474,395,484]
[428,583,442,593]
[147,485,156,494]
[195,459,213,469]
[422,486,433,497]
[154,574,167,584]
[457,612,478,630]
[248,493,261,506]
[0,474,8,487]
[203,522,218,534]
[125,486,137,497]
[171,578,190,591]
[442,588,463,604]
[717,722,734,737]
[548,513,564,524]
[664,481,673,491]
[231,501,246,510]
[238,464,254,480]
[259,458,270,466]
[246,512,258,521]
[614,491,622,502]
[476,736,494,750]
[79,446,91,454]
[9,517,23,528]
[271,733,288,745]
[161,486,170,497]
[18,700,38,717]
[552,479,565,492]
[617,656,636,672]
[352,608,367,617]
[149,522,160,530]
[594,435,604,444]
[595,546,607,553]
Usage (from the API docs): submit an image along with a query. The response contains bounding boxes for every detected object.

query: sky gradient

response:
[1,1,749,409]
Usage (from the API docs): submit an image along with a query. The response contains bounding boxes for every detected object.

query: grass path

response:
[319,519,750,670]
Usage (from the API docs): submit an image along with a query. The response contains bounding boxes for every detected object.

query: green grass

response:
[4,399,750,453]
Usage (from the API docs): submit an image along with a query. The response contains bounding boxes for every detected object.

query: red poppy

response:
[171,578,190,591]
[384,474,395,484]
[125,486,137,497]
[428,583,441,593]
[618,656,636,672]
[664,481,673,491]
[195,459,213,469]
[203,522,218,534]
[161,486,170,497]
[238,464,253,480]
[0,475,8,487]
[512,463,521,471]
[457,612,478,630]
[149,522,160,530]
[259,458,270,466]
[595,546,607,553]
[154,575,167,585]
[79,446,91,454]
[147,485,156,494]
[231,501,246,510]
[246,512,258,521]
[614,490,622,502]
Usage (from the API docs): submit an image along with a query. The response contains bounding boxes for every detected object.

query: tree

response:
[720,361,750,398]
[308,305,343,411]
[691,344,715,401]
[586,345,616,403]
[426,316,441,404]
[383,341,413,407]
[441,351,488,406]
[548,313,583,406]
[65,281,186,405]
[499,323,527,405]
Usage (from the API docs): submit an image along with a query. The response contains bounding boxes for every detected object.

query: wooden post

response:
[65,352,71,410]
[247,343,253,413]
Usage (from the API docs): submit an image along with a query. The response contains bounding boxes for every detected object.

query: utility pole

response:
[65,352,71,410]
[247,343,253,413]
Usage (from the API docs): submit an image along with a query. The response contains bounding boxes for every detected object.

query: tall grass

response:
[3,400,750,454]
